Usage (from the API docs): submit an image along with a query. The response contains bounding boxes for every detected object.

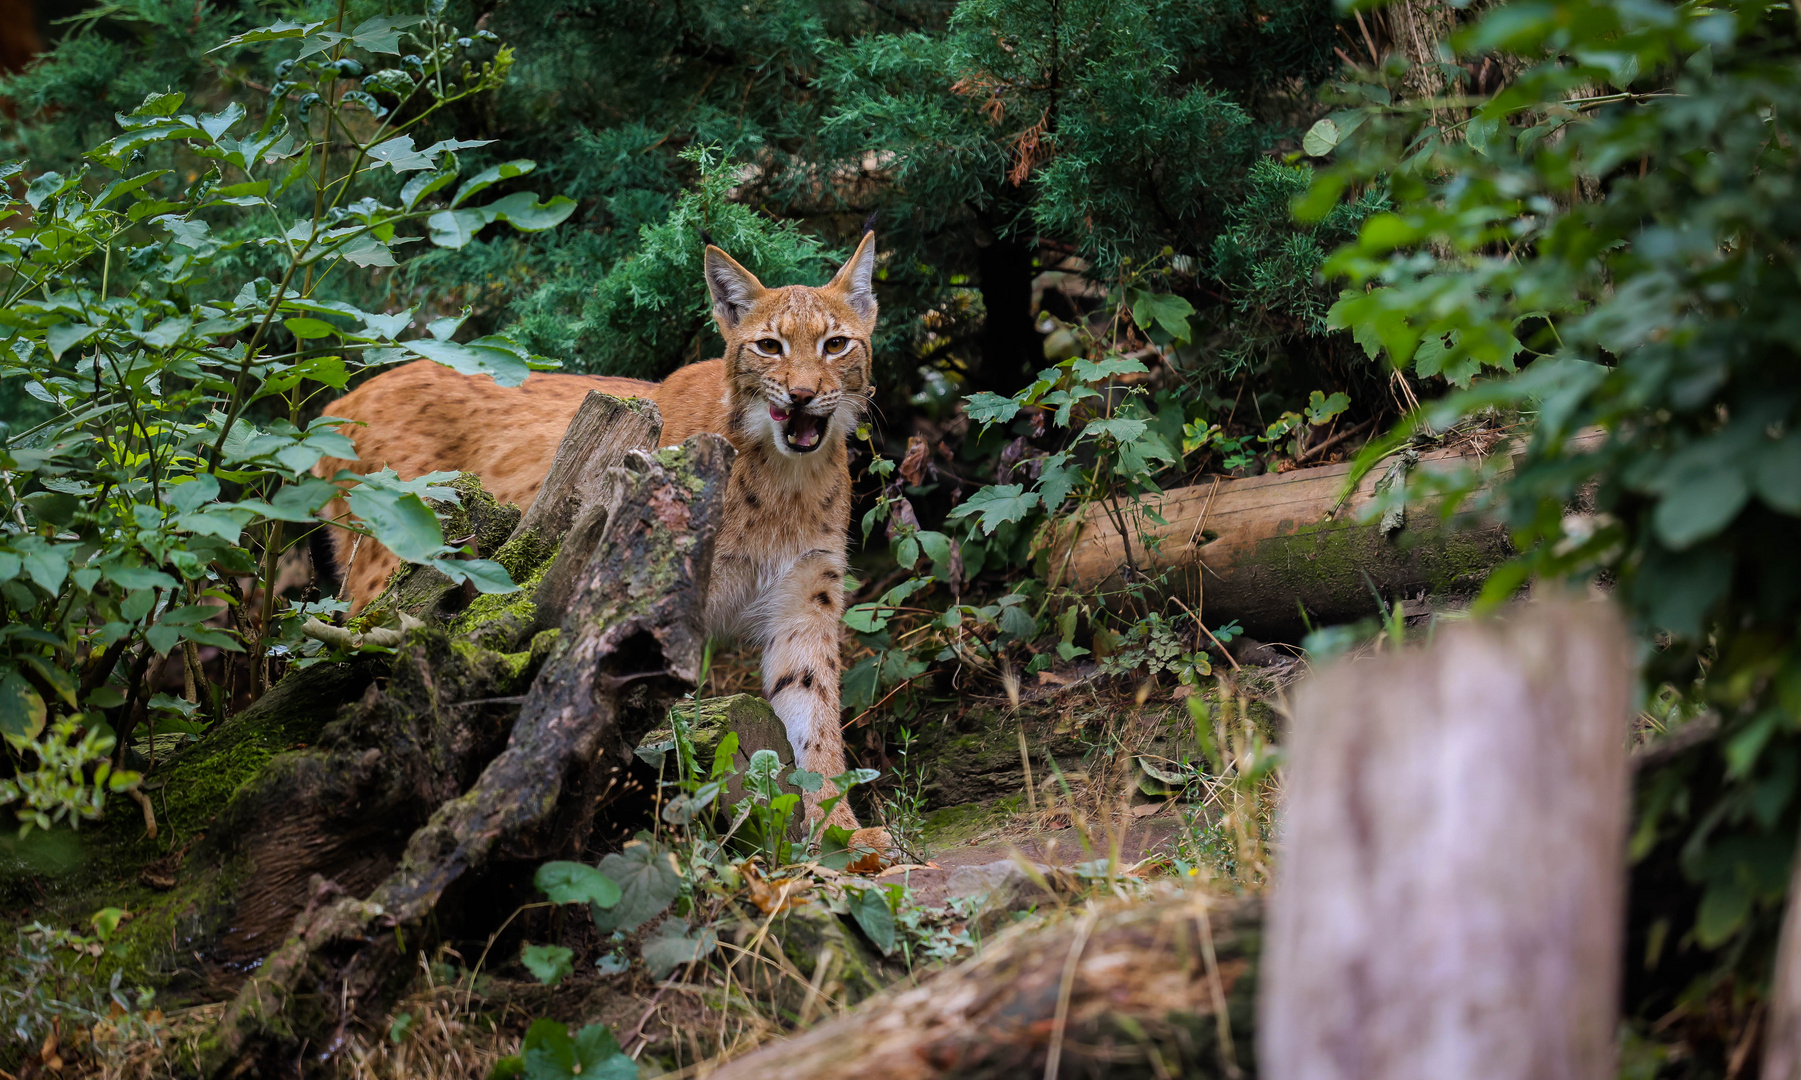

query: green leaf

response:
[45,322,97,361]
[595,843,681,931]
[520,943,574,987]
[518,1019,636,1080]
[1652,473,1748,551]
[641,919,718,980]
[348,14,423,53]
[1302,117,1340,157]
[426,208,487,249]
[847,888,896,955]
[1071,355,1150,382]
[1754,434,1801,514]
[284,317,338,340]
[346,487,446,563]
[452,159,536,208]
[209,19,325,51]
[431,557,520,595]
[842,603,891,634]
[1306,390,1351,425]
[404,338,533,388]
[0,670,46,739]
[534,861,622,909]
[402,167,457,211]
[1084,417,1147,444]
[946,484,1041,535]
[963,391,1021,427]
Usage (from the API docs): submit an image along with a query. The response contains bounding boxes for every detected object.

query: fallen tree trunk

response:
[197,434,733,1076]
[1047,430,1604,636]
[710,890,1261,1080]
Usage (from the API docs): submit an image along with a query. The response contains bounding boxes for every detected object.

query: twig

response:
[127,788,158,840]
[1295,416,1377,464]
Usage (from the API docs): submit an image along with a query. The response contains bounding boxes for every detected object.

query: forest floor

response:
[23,640,1299,1080]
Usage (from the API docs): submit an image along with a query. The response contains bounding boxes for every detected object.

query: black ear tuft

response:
[698,227,714,247]
[860,211,878,237]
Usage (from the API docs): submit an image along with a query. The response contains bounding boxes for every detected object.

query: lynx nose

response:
[787,387,817,409]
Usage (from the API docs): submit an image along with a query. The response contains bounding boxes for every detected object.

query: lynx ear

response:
[827,231,878,322]
[705,245,766,329]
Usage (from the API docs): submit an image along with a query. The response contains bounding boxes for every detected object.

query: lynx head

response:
[704,232,877,458]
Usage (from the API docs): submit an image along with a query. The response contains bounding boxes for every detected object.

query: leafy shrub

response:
[0,4,576,831]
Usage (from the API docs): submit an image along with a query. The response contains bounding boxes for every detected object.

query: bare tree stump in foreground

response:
[1261,600,1633,1080]
[197,435,734,1077]
[710,891,1261,1080]
[1762,826,1801,1080]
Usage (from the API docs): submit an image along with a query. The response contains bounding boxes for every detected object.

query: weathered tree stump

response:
[509,390,663,544]
[1763,827,1801,1080]
[1260,600,1633,1080]
[709,890,1261,1080]
[197,435,733,1075]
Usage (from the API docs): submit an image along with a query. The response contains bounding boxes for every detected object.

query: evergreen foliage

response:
[1307,0,1801,1036]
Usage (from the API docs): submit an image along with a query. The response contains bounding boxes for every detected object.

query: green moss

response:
[922,796,1021,847]
[452,551,556,652]
[491,528,556,583]
[1252,510,1511,612]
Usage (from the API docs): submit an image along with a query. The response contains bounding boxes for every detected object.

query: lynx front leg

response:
[757,552,859,831]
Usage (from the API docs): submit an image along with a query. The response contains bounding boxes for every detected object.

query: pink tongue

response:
[769,405,790,423]
[793,420,820,447]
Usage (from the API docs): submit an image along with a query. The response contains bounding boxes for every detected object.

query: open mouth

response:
[769,405,825,453]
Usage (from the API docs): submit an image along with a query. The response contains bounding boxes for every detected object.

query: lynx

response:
[314,232,880,830]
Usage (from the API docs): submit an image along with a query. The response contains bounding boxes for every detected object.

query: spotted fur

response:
[313,233,881,830]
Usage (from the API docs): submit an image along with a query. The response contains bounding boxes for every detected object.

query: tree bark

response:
[196,435,733,1076]
[1045,431,1604,636]
[1260,599,1632,1080]
[509,391,662,544]
[710,891,1261,1080]
[1763,825,1801,1080]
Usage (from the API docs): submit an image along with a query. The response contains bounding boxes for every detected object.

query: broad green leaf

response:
[483,191,577,233]
[209,19,324,51]
[1085,417,1148,445]
[1302,117,1340,157]
[518,1019,636,1080]
[964,391,1022,427]
[594,842,681,931]
[284,317,338,340]
[535,860,622,908]
[1653,472,1748,551]
[431,557,520,595]
[404,337,532,387]
[641,919,718,979]
[346,487,446,563]
[348,14,423,53]
[0,670,46,739]
[1306,390,1351,425]
[520,943,574,987]
[451,159,536,208]
[1071,355,1150,382]
[425,207,487,249]
[948,484,1040,535]
[45,322,97,361]
[847,888,896,955]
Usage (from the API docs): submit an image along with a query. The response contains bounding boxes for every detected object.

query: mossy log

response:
[197,435,734,1076]
[1046,431,1604,635]
[710,890,1261,1080]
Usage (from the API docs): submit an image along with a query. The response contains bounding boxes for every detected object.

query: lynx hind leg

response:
[759,553,860,832]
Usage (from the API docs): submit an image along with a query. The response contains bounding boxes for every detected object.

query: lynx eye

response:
[755,338,783,354]
[823,336,849,354]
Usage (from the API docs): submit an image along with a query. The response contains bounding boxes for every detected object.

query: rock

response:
[641,694,807,841]
[944,859,1080,933]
